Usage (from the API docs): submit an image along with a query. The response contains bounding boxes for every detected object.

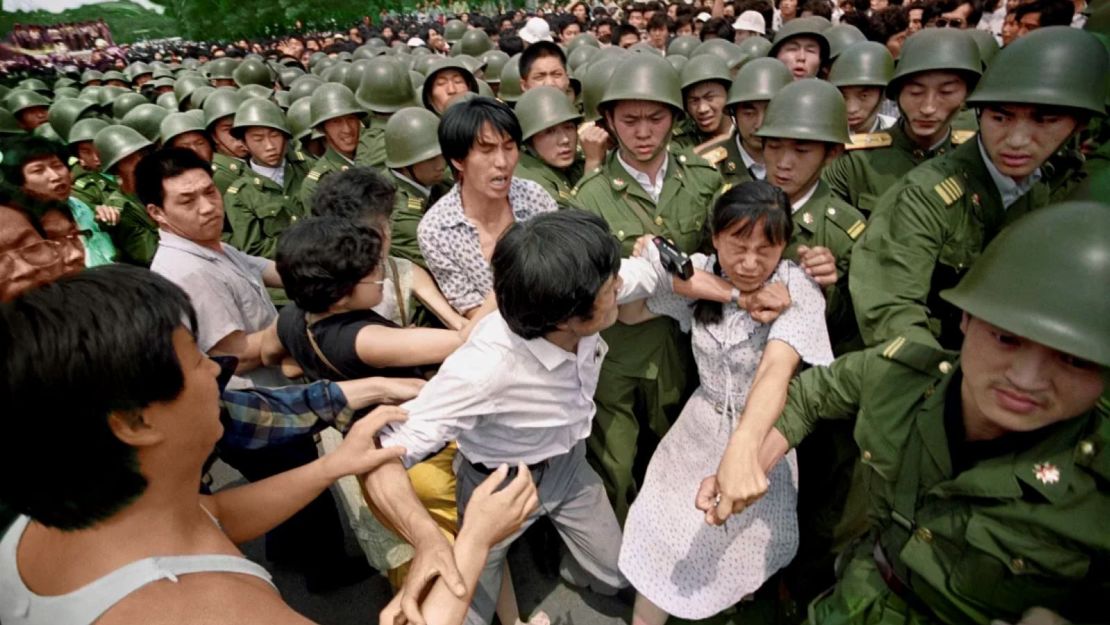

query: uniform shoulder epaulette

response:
[73,178,89,190]
[933,175,965,206]
[696,145,729,166]
[406,196,423,211]
[950,129,976,145]
[674,149,715,170]
[572,165,605,194]
[845,132,892,151]
[823,199,867,240]
[878,336,958,377]
[306,168,323,181]
[228,161,240,172]
[68,156,79,166]
[226,182,243,195]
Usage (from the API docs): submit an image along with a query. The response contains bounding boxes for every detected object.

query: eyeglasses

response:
[932,17,964,27]
[359,277,386,287]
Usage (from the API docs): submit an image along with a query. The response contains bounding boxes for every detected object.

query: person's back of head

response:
[500,33,525,55]
[800,0,834,20]
[492,210,621,340]
[0,265,198,530]
[700,17,736,41]
[276,216,384,314]
[311,165,396,228]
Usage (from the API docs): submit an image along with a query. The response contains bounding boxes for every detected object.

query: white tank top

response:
[0,512,276,625]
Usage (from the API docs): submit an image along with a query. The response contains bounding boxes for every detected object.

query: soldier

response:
[671,55,733,153]
[708,201,1110,625]
[769,17,831,81]
[160,111,214,162]
[384,107,448,268]
[572,53,723,521]
[46,97,97,146]
[121,104,170,144]
[518,41,572,100]
[421,58,480,115]
[202,88,249,194]
[286,97,325,159]
[513,85,593,208]
[67,118,115,209]
[95,125,156,266]
[851,26,1107,350]
[6,91,51,132]
[224,98,313,260]
[828,41,897,136]
[299,84,367,212]
[354,58,419,169]
[694,58,793,188]
[823,29,982,214]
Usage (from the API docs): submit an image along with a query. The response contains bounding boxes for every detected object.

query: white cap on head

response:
[732,10,767,34]
[519,17,554,44]
[695,12,712,21]
[407,37,426,47]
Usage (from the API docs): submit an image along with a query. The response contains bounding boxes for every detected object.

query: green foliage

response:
[0,1,179,44]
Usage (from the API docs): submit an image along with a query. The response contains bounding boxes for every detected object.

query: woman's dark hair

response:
[311,165,397,225]
[695,181,793,325]
[134,147,214,210]
[0,265,197,530]
[493,210,621,339]
[438,96,521,175]
[0,134,68,191]
[276,216,383,313]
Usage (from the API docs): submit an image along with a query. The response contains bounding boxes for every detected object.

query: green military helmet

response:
[18,78,52,95]
[668,55,690,74]
[566,33,601,54]
[756,78,849,144]
[232,97,291,137]
[289,75,325,103]
[6,90,51,116]
[94,124,153,173]
[156,92,179,110]
[726,57,793,106]
[80,69,104,85]
[385,107,442,168]
[445,19,468,44]
[324,62,362,92]
[286,98,316,142]
[498,54,524,103]
[206,57,238,81]
[967,26,1107,115]
[568,45,599,73]
[692,38,748,70]
[0,85,10,101]
[54,76,79,91]
[173,74,210,107]
[393,54,416,71]
[941,202,1110,367]
[366,37,388,49]
[459,29,493,57]
[188,85,216,110]
[354,45,387,60]
[517,85,583,141]
[828,41,894,88]
[412,46,433,56]
[668,35,701,59]
[273,90,292,111]
[98,86,130,110]
[421,58,479,111]
[55,87,81,100]
[239,84,274,101]
[737,36,773,59]
[122,104,170,143]
[481,50,511,84]
[48,97,97,142]
[629,42,663,56]
[356,58,418,113]
[966,29,1000,67]
[308,83,365,129]
[768,16,831,62]
[101,71,129,86]
[34,123,62,142]
[0,108,24,136]
[680,54,732,92]
[413,54,439,76]
[580,56,621,121]
[599,54,683,116]
[308,51,329,69]
[202,88,246,128]
[888,29,981,99]
[126,61,153,83]
[66,117,109,145]
[456,54,488,76]
[824,24,866,60]
[410,70,425,92]
[477,80,496,98]
[151,67,175,80]
[160,111,207,145]
[234,58,274,88]
[311,56,338,77]
[148,76,176,92]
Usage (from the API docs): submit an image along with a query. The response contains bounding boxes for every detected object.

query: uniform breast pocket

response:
[936,217,984,276]
[257,204,292,237]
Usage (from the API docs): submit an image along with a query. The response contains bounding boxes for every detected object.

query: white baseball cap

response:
[407,37,426,47]
[695,12,712,21]
[519,17,554,44]
[732,10,767,34]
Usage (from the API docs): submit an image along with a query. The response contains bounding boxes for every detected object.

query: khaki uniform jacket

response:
[388,171,435,269]
[69,164,116,209]
[212,152,246,194]
[299,146,355,213]
[513,150,582,209]
[224,151,313,259]
[355,117,388,169]
[693,131,756,189]
[849,139,1051,350]
[776,339,1109,625]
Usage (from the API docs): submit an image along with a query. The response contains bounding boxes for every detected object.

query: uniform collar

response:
[249,158,285,187]
[391,169,430,197]
[735,135,765,180]
[616,150,668,203]
[977,138,1042,210]
[790,179,821,213]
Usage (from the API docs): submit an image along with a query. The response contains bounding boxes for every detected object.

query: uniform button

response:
[678,154,687,163]
[861,450,872,462]
[1011,557,1025,572]
[826,207,837,217]
[654,216,664,226]
[1079,440,1096,458]
[915,527,933,543]
[617,230,625,239]
[923,386,935,398]
[938,361,953,374]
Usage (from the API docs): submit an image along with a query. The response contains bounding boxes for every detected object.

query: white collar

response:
[735,136,765,179]
[977,138,1042,209]
[790,181,820,213]
[617,151,668,203]
[249,159,285,186]
[392,169,431,196]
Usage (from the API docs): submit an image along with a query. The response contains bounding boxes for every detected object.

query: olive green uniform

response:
[212,152,246,194]
[512,150,582,208]
[774,339,1109,625]
[224,151,314,260]
[355,116,388,169]
[70,164,116,209]
[387,170,436,268]
[822,123,974,215]
[849,139,1051,350]
[693,132,756,190]
[105,188,158,267]
[669,117,715,153]
[572,147,722,521]
[299,146,356,213]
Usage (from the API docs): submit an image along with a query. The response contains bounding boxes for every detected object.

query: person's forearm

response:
[412,266,467,330]
[711,0,725,18]
[261,260,283,287]
[235,330,267,373]
[673,269,733,303]
[416,529,490,624]
[363,458,445,546]
[758,427,791,473]
[211,457,332,544]
[732,343,799,443]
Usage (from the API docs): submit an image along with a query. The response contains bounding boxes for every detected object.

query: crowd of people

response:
[5,19,115,52]
[0,0,1107,624]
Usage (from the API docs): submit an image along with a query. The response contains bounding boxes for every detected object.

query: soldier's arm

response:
[821,150,860,206]
[110,201,158,267]
[773,348,869,448]
[849,184,948,348]
[225,185,278,258]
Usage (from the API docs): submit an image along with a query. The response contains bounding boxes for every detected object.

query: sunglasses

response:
[932,17,965,27]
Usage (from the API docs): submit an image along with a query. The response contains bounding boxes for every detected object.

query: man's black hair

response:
[1014,0,1074,26]
[646,13,671,31]
[134,147,214,209]
[924,0,985,25]
[499,33,525,55]
[493,210,621,340]
[276,216,383,313]
[801,0,834,19]
[311,165,397,225]
[0,265,198,530]
[615,23,641,45]
[520,40,567,80]
[439,96,522,173]
[700,17,736,41]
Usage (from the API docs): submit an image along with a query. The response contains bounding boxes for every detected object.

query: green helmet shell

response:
[156,92,180,110]
[941,202,1110,367]
[67,117,109,145]
[828,41,894,88]
[80,69,104,85]
[888,29,982,99]
[48,97,97,142]
[966,29,1000,67]
[354,45,387,60]
[422,59,479,111]
[385,107,443,168]
[517,85,583,141]
[94,124,153,173]
[122,103,170,143]
[289,75,325,103]
[413,54,439,76]
[309,83,365,128]
[680,55,733,91]
[480,50,511,84]
[357,58,418,113]
[203,88,245,128]
[206,57,238,81]
[497,54,524,103]
[233,97,291,136]
[599,54,683,115]
[824,24,866,60]
[692,39,747,69]
[0,108,25,136]
[566,33,601,54]
[726,57,793,106]
[580,56,621,121]
[5,90,51,115]
[33,123,62,142]
[667,55,689,72]
[769,17,831,62]
[160,111,208,145]
[54,87,80,100]
[54,77,78,91]
[737,36,773,58]
[756,78,849,144]
[456,54,487,75]
[477,79,495,98]
[459,29,494,57]
[188,85,216,110]
[668,35,701,59]
[239,84,274,101]
[324,62,363,93]
[101,71,128,85]
[18,78,51,94]
[966,26,1108,115]
[445,20,468,43]
[286,98,315,142]
[273,90,292,111]
[233,58,274,88]
[126,61,153,83]
[567,45,600,73]
[173,75,209,105]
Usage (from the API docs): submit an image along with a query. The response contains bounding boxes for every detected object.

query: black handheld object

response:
[653,236,693,280]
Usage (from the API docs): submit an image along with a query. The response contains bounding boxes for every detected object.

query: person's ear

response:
[146,203,167,226]
[824,143,844,165]
[107,409,165,448]
[960,311,971,335]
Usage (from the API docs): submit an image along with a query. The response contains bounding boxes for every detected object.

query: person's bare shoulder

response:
[97,571,315,625]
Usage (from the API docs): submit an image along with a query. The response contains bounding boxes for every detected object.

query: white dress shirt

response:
[736,136,766,181]
[789,181,821,213]
[617,152,668,203]
[249,159,285,187]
